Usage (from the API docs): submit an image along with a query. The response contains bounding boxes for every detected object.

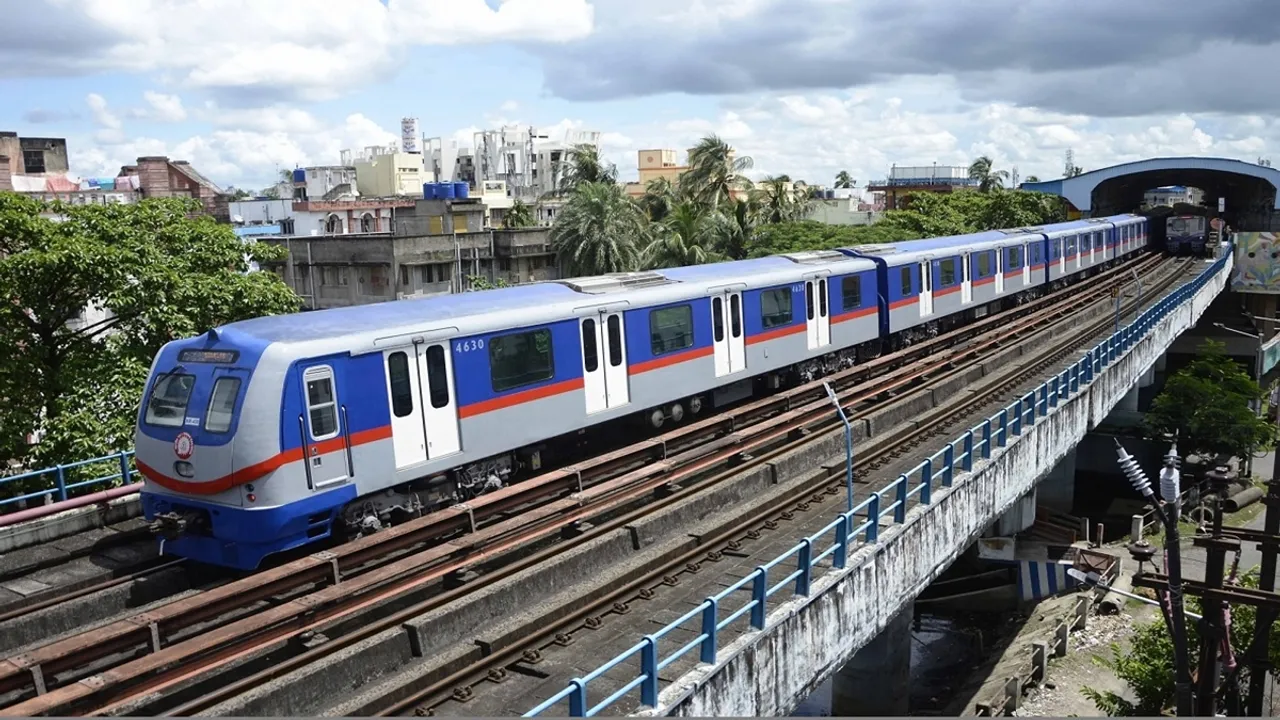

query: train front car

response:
[134,327,305,570]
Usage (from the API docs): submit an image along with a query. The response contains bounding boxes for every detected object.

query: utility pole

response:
[1245,401,1280,715]
[1193,465,1240,715]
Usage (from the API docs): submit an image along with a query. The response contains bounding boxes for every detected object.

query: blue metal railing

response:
[525,250,1231,717]
[0,450,137,511]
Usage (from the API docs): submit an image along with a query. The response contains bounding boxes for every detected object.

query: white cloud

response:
[137,91,186,122]
[84,93,125,144]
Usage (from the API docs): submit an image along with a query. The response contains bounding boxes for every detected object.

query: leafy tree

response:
[642,202,728,269]
[638,176,679,224]
[549,181,645,276]
[834,171,854,189]
[504,199,534,229]
[682,135,754,210]
[747,220,919,258]
[1144,339,1275,461]
[466,275,510,291]
[0,193,300,477]
[753,176,815,224]
[968,155,1010,192]
[261,186,281,200]
[1025,175,1041,183]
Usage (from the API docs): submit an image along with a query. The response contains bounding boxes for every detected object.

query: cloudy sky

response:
[4,0,1278,193]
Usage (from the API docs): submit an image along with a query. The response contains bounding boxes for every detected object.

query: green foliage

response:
[0,193,300,487]
[1083,570,1280,715]
[969,155,1010,192]
[466,275,510,291]
[549,181,647,276]
[1144,339,1276,460]
[504,200,534,229]
[747,221,920,258]
[879,188,1066,238]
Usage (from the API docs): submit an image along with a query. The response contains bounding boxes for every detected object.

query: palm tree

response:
[638,176,679,223]
[721,196,761,261]
[504,199,534,229]
[279,168,295,183]
[968,156,1010,193]
[754,176,815,224]
[682,135,754,210]
[555,144,617,196]
[1024,175,1040,183]
[549,181,645,276]
[641,202,729,269]
[834,171,854,189]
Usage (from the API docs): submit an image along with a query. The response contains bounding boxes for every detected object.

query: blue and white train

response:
[137,214,1149,569]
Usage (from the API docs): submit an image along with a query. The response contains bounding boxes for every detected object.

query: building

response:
[425,137,475,186]
[229,196,416,236]
[343,145,429,197]
[117,157,228,219]
[805,189,884,226]
[1143,185,1204,209]
[0,131,69,176]
[289,165,359,201]
[470,125,602,201]
[866,164,978,210]
[622,147,747,201]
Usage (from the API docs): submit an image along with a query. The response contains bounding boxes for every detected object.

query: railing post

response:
[982,421,992,459]
[1012,398,1023,435]
[1026,392,1036,426]
[1038,384,1047,416]
[943,443,954,486]
[569,679,587,717]
[834,515,849,570]
[700,598,718,663]
[751,567,767,629]
[1050,377,1060,407]
[894,475,908,523]
[998,409,1008,447]
[55,465,67,502]
[962,432,974,472]
[796,539,813,596]
[119,451,131,484]
[920,459,932,505]
[641,637,659,707]
[1084,350,1094,382]
[866,494,880,542]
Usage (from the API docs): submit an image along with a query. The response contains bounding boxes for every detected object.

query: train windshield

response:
[1169,217,1190,233]
[144,373,196,427]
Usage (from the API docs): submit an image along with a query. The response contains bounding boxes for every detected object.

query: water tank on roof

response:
[292,168,305,183]
[454,182,469,199]
[439,182,457,200]
[423,183,437,199]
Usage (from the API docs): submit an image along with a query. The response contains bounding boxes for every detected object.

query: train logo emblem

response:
[174,432,195,460]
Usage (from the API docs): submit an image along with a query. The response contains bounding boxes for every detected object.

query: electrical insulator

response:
[1160,443,1181,503]
[1115,439,1154,498]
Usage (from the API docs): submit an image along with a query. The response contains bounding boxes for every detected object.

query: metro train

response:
[1166,214,1209,256]
[137,214,1150,569]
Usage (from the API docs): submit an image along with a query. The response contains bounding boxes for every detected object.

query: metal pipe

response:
[0,482,143,528]
[1068,569,1203,620]
[823,381,854,512]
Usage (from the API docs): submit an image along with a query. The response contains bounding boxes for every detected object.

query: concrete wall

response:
[654,256,1231,717]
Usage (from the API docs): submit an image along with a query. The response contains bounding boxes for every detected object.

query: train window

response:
[760,289,793,329]
[1008,247,1022,269]
[387,352,414,418]
[977,252,990,277]
[899,267,912,295]
[305,371,339,439]
[607,315,623,367]
[426,345,450,409]
[842,276,862,310]
[144,373,196,428]
[805,282,815,321]
[204,377,242,433]
[650,304,694,355]
[938,259,957,286]
[819,279,828,317]
[712,297,725,342]
[730,294,742,338]
[490,329,555,392]
[581,319,599,373]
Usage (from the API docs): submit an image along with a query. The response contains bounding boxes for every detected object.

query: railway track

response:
[0,253,1178,716]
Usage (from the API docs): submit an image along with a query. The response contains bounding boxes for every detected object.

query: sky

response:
[3,0,1279,194]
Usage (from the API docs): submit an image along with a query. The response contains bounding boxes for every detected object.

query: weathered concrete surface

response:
[0,494,142,553]
[655,258,1230,717]
[832,606,912,716]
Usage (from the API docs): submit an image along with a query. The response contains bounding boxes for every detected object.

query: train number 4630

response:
[455,339,485,353]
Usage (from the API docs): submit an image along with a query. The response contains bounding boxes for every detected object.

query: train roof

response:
[841,228,1041,263]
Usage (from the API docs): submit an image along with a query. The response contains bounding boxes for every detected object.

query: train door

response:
[994,250,1005,294]
[804,278,831,350]
[419,342,461,458]
[711,291,746,377]
[581,312,631,414]
[1022,244,1031,285]
[384,349,427,468]
[1073,237,1082,271]
[1056,239,1065,275]
[961,254,973,304]
[299,363,349,488]
[918,262,934,316]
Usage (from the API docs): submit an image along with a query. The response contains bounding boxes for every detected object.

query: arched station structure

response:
[1021,157,1280,231]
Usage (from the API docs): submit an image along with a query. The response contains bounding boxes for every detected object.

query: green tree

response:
[1025,175,1041,183]
[641,201,728,269]
[753,176,815,224]
[556,144,618,196]
[549,181,645,276]
[968,155,1010,193]
[834,171,854,189]
[504,200,534,229]
[261,186,281,200]
[682,135,754,210]
[1144,339,1275,461]
[746,220,919,258]
[466,275,510,291]
[0,193,299,474]
[638,176,679,224]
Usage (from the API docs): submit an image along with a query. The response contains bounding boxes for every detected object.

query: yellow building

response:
[623,148,745,199]
[343,145,428,197]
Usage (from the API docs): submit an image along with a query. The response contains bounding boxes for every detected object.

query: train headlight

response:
[174,461,195,478]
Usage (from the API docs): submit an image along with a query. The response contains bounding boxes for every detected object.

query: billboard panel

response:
[1232,232,1280,294]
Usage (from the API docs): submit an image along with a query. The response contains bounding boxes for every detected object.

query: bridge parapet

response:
[526,251,1233,718]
